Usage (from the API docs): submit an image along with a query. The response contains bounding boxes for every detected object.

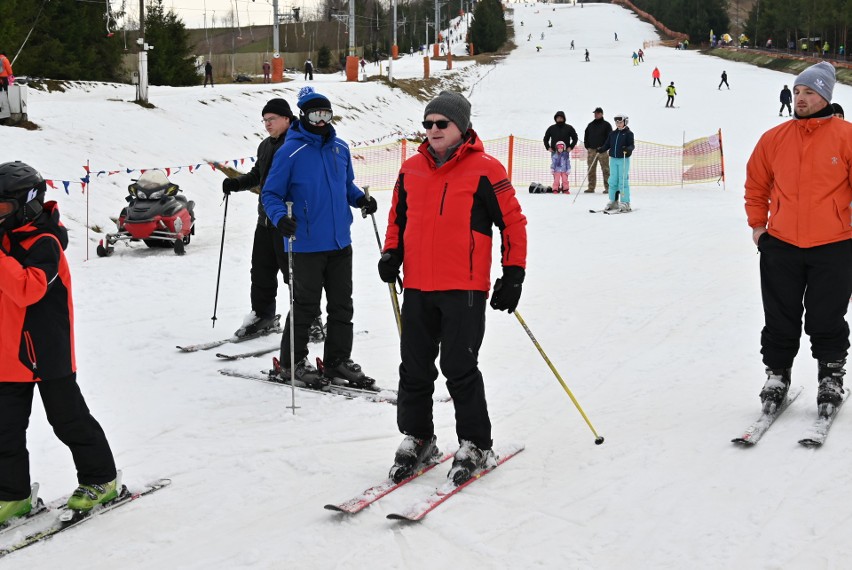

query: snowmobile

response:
[97,170,196,257]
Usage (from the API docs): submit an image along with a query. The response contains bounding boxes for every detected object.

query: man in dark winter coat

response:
[543,111,578,152]
[223,98,315,340]
[262,87,377,389]
[582,107,613,193]
[779,85,792,117]
[304,59,314,80]
[719,71,730,90]
[204,61,214,87]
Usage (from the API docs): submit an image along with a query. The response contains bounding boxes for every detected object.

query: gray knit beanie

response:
[424,90,472,132]
[794,61,836,103]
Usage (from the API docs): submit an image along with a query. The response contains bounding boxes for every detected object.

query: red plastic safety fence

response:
[350,131,723,191]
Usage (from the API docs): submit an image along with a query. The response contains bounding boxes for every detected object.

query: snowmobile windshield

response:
[129,170,179,200]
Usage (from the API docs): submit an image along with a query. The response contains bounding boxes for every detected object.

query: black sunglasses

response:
[422,120,451,130]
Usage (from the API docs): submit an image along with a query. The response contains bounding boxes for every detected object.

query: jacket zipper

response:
[24,331,37,371]
[439,183,448,215]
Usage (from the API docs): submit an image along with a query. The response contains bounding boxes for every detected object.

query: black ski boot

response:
[276,357,327,390]
[447,440,496,486]
[817,360,846,417]
[235,312,279,338]
[759,367,791,414]
[323,358,376,389]
[389,435,440,483]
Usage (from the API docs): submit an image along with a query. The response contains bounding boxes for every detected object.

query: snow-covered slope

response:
[4,3,851,568]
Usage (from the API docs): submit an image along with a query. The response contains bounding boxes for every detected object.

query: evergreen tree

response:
[318,46,332,69]
[144,0,199,87]
[469,0,507,54]
[1,0,124,81]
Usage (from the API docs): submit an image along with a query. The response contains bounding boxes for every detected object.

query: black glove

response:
[357,195,378,216]
[623,149,632,157]
[277,216,297,238]
[222,177,240,195]
[378,250,402,283]
[490,266,525,313]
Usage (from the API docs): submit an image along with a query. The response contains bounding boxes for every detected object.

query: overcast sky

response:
[157,0,321,29]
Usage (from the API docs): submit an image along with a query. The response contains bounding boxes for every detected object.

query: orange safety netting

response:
[350,131,724,191]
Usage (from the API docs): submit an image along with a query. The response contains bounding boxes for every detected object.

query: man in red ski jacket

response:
[379,90,527,486]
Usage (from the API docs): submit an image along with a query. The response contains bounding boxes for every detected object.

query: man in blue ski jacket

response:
[598,114,635,212]
[262,87,378,389]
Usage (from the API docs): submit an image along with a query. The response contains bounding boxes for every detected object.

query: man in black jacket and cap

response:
[222,98,322,340]
[583,107,613,193]
[543,111,578,152]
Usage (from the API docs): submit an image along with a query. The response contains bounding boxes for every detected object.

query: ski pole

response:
[362,187,403,337]
[513,310,604,445]
[211,194,229,328]
[285,201,299,414]
[571,152,600,204]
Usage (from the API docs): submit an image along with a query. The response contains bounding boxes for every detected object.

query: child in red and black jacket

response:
[0,161,118,524]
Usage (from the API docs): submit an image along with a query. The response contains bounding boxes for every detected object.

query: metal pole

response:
[273,0,280,54]
[285,201,298,414]
[211,195,230,328]
[571,153,600,204]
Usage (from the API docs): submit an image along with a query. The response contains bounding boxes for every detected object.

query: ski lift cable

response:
[12,0,51,66]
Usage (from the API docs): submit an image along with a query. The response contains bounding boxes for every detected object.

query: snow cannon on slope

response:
[97,170,196,257]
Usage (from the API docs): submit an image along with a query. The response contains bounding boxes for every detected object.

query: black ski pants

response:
[758,234,852,369]
[250,222,289,320]
[0,374,116,500]
[280,246,353,366]
[396,289,492,451]
[780,102,792,115]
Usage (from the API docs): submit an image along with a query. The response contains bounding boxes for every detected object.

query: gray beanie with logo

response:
[424,90,472,132]
[794,61,836,103]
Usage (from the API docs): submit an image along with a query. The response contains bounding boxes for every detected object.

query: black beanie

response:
[262,98,294,120]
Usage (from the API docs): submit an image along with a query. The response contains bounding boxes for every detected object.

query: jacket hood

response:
[7,201,68,250]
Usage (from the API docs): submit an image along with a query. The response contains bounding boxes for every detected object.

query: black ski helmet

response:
[0,161,47,227]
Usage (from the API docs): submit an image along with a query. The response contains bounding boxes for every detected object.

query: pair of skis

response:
[588,208,637,215]
[0,477,171,558]
[324,444,525,521]
[731,386,846,446]
[219,367,402,404]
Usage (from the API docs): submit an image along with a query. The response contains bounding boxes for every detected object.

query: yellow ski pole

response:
[361,187,402,337]
[513,310,604,444]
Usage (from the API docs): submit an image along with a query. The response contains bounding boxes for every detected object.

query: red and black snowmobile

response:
[97,170,196,257]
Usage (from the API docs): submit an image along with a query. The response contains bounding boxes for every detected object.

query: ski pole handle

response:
[361,186,370,219]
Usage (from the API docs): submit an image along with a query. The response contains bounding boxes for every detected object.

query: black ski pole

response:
[211,194,229,328]
[362,187,402,337]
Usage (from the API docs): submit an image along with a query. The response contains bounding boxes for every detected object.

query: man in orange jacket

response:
[379,90,527,486]
[745,61,852,418]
